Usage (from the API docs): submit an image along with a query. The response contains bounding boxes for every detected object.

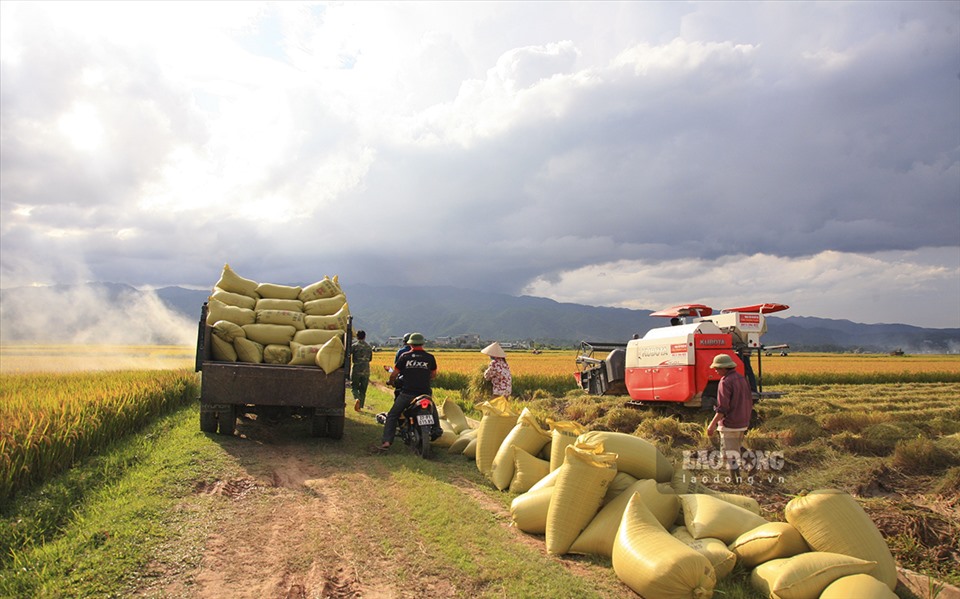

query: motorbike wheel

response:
[413,424,432,459]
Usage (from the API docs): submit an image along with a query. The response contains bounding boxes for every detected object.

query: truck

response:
[195,302,352,438]
[575,303,789,409]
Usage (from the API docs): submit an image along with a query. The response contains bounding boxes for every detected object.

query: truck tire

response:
[311,414,328,437]
[327,415,345,440]
[218,406,236,436]
[200,409,218,433]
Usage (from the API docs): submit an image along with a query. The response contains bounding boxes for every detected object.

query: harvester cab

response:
[575,302,789,409]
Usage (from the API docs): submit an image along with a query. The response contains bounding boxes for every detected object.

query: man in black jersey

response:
[380,332,437,450]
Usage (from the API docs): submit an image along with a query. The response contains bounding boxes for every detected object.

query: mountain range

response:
[2,282,955,353]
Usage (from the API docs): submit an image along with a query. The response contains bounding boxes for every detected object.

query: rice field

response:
[0,369,197,503]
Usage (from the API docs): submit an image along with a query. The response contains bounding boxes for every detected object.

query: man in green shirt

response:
[350,330,374,411]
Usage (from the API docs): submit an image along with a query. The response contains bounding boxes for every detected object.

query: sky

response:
[1,1,958,329]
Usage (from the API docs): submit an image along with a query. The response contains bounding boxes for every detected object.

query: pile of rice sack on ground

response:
[434,396,899,599]
[204,264,349,373]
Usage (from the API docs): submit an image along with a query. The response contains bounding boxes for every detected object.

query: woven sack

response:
[510,486,554,534]
[680,493,768,543]
[212,320,246,342]
[242,323,297,346]
[672,526,737,579]
[447,429,477,454]
[304,304,350,331]
[612,492,716,599]
[439,399,471,434]
[784,489,897,590]
[256,309,306,331]
[210,334,237,361]
[728,521,809,568]
[315,335,345,374]
[255,298,303,312]
[569,478,680,558]
[293,329,343,346]
[820,573,898,599]
[263,344,292,365]
[545,442,618,555]
[461,436,478,459]
[509,447,551,494]
[767,551,877,599]
[602,471,639,506]
[491,408,551,490]
[234,337,264,363]
[206,298,255,327]
[255,282,301,300]
[475,397,517,475]
[215,264,259,297]
[303,294,347,316]
[299,276,342,301]
[578,430,673,482]
[210,288,257,310]
[547,419,585,471]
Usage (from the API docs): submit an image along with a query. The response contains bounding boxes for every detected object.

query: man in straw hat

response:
[481,341,512,397]
[706,353,753,482]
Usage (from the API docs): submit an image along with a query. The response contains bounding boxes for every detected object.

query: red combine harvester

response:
[575,303,789,409]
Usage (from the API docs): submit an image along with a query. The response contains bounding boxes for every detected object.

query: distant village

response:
[382,334,532,351]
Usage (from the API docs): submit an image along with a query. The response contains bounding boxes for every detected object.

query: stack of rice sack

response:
[475,397,899,598]
[435,399,477,450]
[205,264,350,374]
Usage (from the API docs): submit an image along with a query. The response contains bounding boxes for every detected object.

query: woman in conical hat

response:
[481,342,512,397]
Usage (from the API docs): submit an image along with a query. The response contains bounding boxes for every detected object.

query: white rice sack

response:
[263,344,292,365]
[545,442,618,556]
[293,329,343,346]
[461,436,478,459]
[206,298,255,327]
[509,447,551,494]
[299,276,342,301]
[728,521,809,568]
[255,298,303,312]
[255,282,302,300]
[242,323,297,346]
[784,489,898,590]
[215,264,259,297]
[612,492,716,599]
[490,408,551,491]
[447,429,477,455]
[212,320,246,343]
[210,288,257,310]
[528,465,562,493]
[314,335,345,374]
[671,526,738,580]
[234,337,264,363]
[256,309,306,330]
[303,294,347,316]
[578,430,673,482]
[304,304,350,331]
[680,493,768,543]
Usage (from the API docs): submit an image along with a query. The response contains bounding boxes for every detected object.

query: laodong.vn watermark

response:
[680,449,786,485]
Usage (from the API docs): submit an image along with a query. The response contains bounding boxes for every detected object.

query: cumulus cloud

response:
[0,1,957,328]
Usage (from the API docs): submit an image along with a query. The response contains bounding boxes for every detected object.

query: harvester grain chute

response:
[575,302,789,409]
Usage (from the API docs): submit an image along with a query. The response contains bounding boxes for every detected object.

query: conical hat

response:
[481,341,506,358]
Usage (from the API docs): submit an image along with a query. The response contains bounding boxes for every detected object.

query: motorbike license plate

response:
[416,414,435,426]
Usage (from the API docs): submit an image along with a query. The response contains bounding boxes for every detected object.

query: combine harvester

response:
[575,303,789,410]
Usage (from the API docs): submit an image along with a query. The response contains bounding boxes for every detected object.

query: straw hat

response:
[480,341,506,358]
[710,354,737,369]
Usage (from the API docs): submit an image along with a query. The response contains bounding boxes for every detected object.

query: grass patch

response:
[0,404,238,598]
[892,438,959,474]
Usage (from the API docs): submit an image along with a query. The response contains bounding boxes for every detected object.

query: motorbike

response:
[376,394,443,459]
